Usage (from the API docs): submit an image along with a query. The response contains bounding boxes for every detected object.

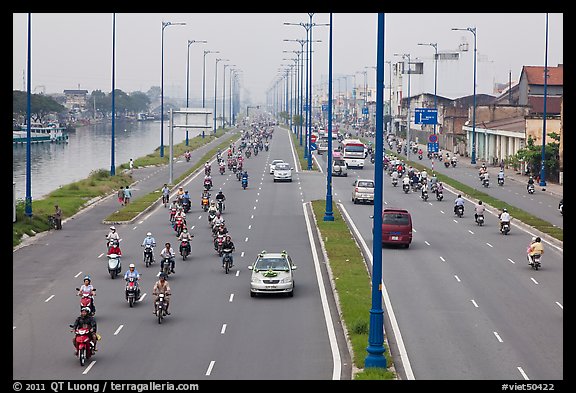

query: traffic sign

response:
[310,134,317,143]
[310,143,317,151]
[427,142,439,153]
[362,107,369,115]
[415,108,438,125]
[429,134,438,143]
[322,104,328,112]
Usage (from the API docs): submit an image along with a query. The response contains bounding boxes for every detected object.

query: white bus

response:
[341,139,365,168]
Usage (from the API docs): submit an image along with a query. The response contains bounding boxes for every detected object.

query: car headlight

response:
[251,276,263,283]
[280,277,292,284]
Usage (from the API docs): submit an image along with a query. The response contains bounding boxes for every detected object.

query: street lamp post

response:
[223,63,235,128]
[214,58,229,133]
[111,13,116,177]
[185,39,207,146]
[324,13,334,222]
[539,13,549,188]
[160,21,186,158]
[452,26,477,164]
[385,60,392,132]
[394,52,412,161]
[202,50,219,138]
[25,13,32,218]
[418,42,438,135]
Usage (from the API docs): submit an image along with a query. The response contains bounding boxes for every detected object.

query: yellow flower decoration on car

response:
[262,268,278,278]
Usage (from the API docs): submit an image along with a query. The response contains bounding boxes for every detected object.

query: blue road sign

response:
[362,107,369,115]
[427,142,439,153]
[322,104,328,112]
[310,142,317,151]
[415,108,438,125]
[429,134,438,143]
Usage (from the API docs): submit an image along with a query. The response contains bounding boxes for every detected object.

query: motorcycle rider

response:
[402,174,411,189]
[221,235,236,268]
[204,174,213,189]
[391,169,399,185]
[176,186,185,204]
[208,200,218,219]
[161,184,170,205]
[178,228,194,256]
[160,242,176,274]
[498,208,511,232]
[152,273,171,315]
[215,190,226,212]
[454,194,465,215]
[71,307,98,353]
[497,169,505,185]
[527,236,544,266]
[77,275,96,315]
[106,226,120,249]
[204,161,211,175]
[123,263,141,300]
[182,190,191,211]
[241,170,249,186]
[482,170,490,185]
[527,175,535,191]
[141,232,156,263]
[107,239,122,256]
[474,200,485,223]
[184,150,191,161]
[212,211,225,229]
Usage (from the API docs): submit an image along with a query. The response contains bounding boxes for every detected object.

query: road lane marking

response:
[235,271,240,277]
[206,360,215,376]
[530,277,539,285]
[45,295,54,303]
[507,258,515,264]
[439,257,446,262]
[75,272,83,278]
[517,367,530,380]
[221,324,227,334]
[493,331,503,342]
[229,294,234,302]
[248,225,251,230]
[83,360,96,374]
[470,299,479,308]
[241,252,245,257]
[114,325,124,335]
[556,302,563,309]
[454,275,461,282]
[245,237,249,242]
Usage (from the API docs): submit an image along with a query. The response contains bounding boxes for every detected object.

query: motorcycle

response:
[529,254,542,270]
[254,147,259,156]
[236,171,242,181]
[391,178,398,187]
[76,288,96,316]
[182,199,191,214]
[482,178,490,188]
[107,253,122,279]
[154,293,169,324]
[245,149,251,158]
[217,199,225,214]
[444,161,450,168]
[142,243,154,267]
[476,214,485,226]
[418,154,423,160]
[455,205,464,218]
[169,206,177,224]
[498,177,504,186]
[204,180,212,191]
[162,194,169,207]
[219,165,226,175]
[208,210,216,225]
[125,277,140,308]
[403,183,410,194]
[214,234,225,257]
[370,154,375,164]
[201,196,210,212]
[559,200,563,215]
[185,153,191,162]
[265,144,269,152]
[242,177,248,190]
[421,189,429,201]
[222,249,234,274]
[436,189,444,201]
[70,324,95,366]
[174,217,185,237]
[500,221,511,235]
[527,184,535,194]
[161,257,173,277]
[180,239,191,260]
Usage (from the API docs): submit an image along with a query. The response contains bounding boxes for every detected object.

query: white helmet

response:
[129,263,135,268]
[110,226,116,231]
[147,232,152,236]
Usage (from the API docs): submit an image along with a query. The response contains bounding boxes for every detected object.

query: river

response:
[12,120,206,200]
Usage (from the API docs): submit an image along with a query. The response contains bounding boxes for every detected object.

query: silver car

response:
[269,159,284,174]
[273,162,293,182]
[352,178,375,204]
[249,251,297,297]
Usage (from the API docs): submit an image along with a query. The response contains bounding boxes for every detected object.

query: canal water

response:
[12,120,204,200]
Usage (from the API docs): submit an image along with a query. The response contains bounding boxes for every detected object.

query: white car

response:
[269,159,284,174]
[249,251,297,297]
[273,162,293,182]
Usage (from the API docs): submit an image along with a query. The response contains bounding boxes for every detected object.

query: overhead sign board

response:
[414,108,437,125]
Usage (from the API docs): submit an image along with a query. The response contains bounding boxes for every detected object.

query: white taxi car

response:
[249,250,297,297]
[273,162,293,182]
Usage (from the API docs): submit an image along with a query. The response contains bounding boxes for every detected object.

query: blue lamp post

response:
[160,20,186,158]
[223,63,235,128]
[186,39,207,145]
[25,13,32,218]
[539,13,549,188]
[323,13,334,222]
[284,39,311,146]
[110,13,116,176]
[452,26,477,164]
[365,12,387,369]
[394,52,412,161]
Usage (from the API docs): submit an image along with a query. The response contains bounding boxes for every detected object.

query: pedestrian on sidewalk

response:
[123,186,132,205]
[118,186,125,205]
[53,204,63,229]
[129,158,134,173]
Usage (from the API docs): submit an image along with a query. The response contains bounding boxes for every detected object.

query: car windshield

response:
[357,181,374,188]
[334,159,346,166]
[345,145,364,153]
[272,160,283,165]
[383,213,410,225]
[255,257,290,271]
[275,163,290,170]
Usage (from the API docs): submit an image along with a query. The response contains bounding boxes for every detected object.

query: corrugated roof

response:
[528,96,562,114]
[477,116,525,133]
[523,65,563,86]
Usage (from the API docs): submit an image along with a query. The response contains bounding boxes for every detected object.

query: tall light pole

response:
[452,26,477,164]
[222,63,235,128]
[202,50,219,138]
[365,66,376,126]
[214,58,229,133]
[160,20,186,158]
[539,13,549,188]
[111,13,116,176]
[385,60,392,132]
[366,12,387,369]
[324,13,334,222]
[394,52,411,161]
[25,13,32,218]
[418,42,438,135]
[185,39,207,145]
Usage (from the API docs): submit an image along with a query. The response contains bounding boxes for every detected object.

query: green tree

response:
[513,135,560,181]
[13,90,66,124]
[128,91,151,113]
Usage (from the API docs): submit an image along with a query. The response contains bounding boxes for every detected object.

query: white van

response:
[332,151,347,177]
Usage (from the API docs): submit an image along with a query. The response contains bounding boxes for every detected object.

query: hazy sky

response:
[13,13,563,105]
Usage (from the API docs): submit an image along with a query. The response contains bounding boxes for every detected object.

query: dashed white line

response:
[439,256,446,262]
[229,294,234,302]
[507,258,516,264]
[83,360,96,374]
[245,237,249,242]
[454,275,461,282]
[114,325,124,335]
[493,331,503,343]
[424,241,431,246]
[517,367,530,380]
[75,272,83,278]
[45,295,55,303]
[530,277,539,285]
[206,360,215,376]
[241,252,245,257]
[221,324,227,334]
[555,302,563,309]
[248,225,252,230]
[470,299,479,308]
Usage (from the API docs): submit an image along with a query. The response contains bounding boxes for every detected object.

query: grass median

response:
[310,199,395,380]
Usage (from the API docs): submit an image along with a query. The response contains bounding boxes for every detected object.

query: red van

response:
[381,208,413,248]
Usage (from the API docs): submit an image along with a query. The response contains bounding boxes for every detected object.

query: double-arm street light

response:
[214,58,229,133]
[186,39,207,145]
[394,52,412,161]
[539,13,549,188]
[202,50,219,138]
[417,42,438,135]
[452,26,477,164]
[160,20,186,158]
[355,70,368,123]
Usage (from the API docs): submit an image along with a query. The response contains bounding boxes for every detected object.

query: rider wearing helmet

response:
[72,307,98,352]
[178,228,194,255]
[527,236,544,265]
[216,190,226,212]
[77,275,96,315]
[221,235,236,268]
[124,263,141,299]
[499,208,511,231]
[106,226,120,248]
